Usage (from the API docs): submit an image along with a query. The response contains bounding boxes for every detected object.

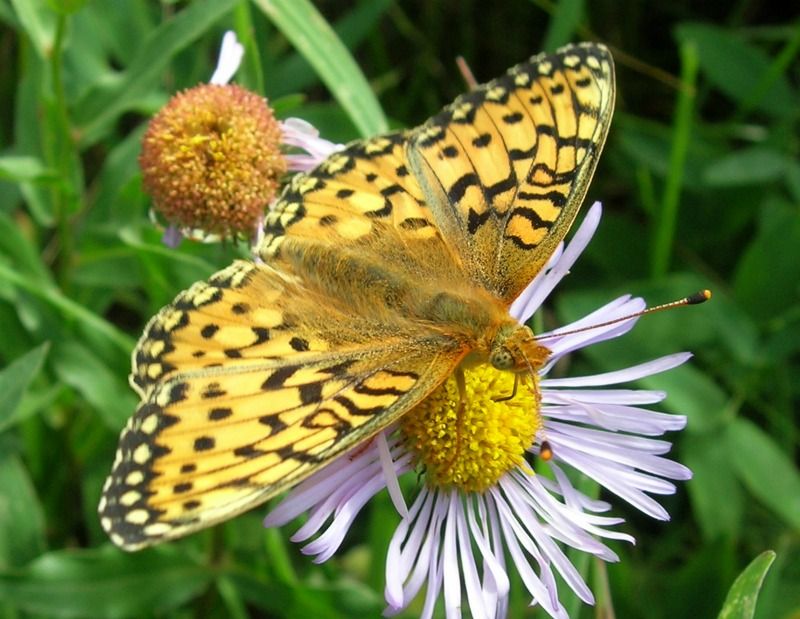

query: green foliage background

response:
[0,1,798,617]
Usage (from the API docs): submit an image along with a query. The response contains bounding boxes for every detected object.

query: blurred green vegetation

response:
[0,0,798,617]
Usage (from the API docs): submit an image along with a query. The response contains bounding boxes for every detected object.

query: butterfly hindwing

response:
[101,261,467,549]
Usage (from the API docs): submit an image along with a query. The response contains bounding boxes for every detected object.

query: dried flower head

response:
[139,83,286,238]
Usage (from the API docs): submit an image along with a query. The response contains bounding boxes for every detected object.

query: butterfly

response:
[99,42,615,550]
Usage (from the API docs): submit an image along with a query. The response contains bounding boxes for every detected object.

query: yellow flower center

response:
[139,84,286,237]
[401,364,541,492]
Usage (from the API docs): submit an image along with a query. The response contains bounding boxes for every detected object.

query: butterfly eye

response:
[489,345,515,371]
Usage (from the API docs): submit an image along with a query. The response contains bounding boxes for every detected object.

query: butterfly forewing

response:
[408,42,615,301]
[101,42,616,549]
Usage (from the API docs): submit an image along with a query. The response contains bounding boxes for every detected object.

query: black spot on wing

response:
[194,437,215,452]
[208,407,233,421]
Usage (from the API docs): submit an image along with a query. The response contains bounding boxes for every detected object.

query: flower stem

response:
[47,13,81,287]
[650,41,698,278]
[234,0,266,94]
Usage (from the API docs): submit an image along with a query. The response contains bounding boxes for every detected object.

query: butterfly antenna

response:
[536,290,711,342]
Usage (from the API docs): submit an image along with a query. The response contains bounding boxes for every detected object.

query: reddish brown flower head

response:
[139,84,286,237]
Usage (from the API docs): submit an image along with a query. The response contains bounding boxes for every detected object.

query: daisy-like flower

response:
[143,31,341,247]
[264,201,693,619]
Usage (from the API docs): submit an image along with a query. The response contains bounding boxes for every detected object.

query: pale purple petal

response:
[510,201,603,323]
[539,296,645,371]
[161,224,183,248]
[281,118,343,171]
[385,490,448,617]
[543,388,667,406]
[298,470,396,562]
[455,496,488,619]
[485,498,508,619]
[491,488,569,619]
[500,478,594,603]
[378,431,408,517]
[443,492,462,619]
[209,31,244,85]
[465,498,509,600]
[385,490,433,608]
[542,352,692,388]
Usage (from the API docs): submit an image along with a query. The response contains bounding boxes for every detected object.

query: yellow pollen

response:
[401,364,541,492]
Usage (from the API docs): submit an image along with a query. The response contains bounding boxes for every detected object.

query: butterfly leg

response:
[492,374,519,402]
[440,368,467,477]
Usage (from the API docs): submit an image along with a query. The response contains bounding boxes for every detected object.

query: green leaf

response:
[703,148,790,187]
[252,0,388,137]
[0,546,211,618]
[727,419,800,530]
[733,198,800,323]
[265,0,393,101]
[0,344,50,432]
[613,113,714,188]
[542,0,584,51]
[73,0,239,144]
[0,156,58,183]
[43,0,87,16]
[0,453,46,568]
[786,161,800,203]
[718,551,776,619]
[675,23,797,118]
[0,262,135,355]
[9,0,56,59]
[684,431,744,540]
[84,125,147,226]
[51,341,136,430]
[0,210,51,284]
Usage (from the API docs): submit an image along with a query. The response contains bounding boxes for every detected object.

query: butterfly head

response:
[489,324,550,375]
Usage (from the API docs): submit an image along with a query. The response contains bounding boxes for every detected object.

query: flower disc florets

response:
[401,365,542,492]
[139,84,286,237]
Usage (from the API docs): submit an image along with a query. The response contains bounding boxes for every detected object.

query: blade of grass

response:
[73,0,239,146]
[0,344,50,432]
[0,262,135,354]
[8,0,55,59]
[735,19,800,121]
[233,0,265,94]
[216,575,250,619]
[252,0,388,137]
[717,551,776,619]
[540,0,584,51]
[650,40,698,277]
